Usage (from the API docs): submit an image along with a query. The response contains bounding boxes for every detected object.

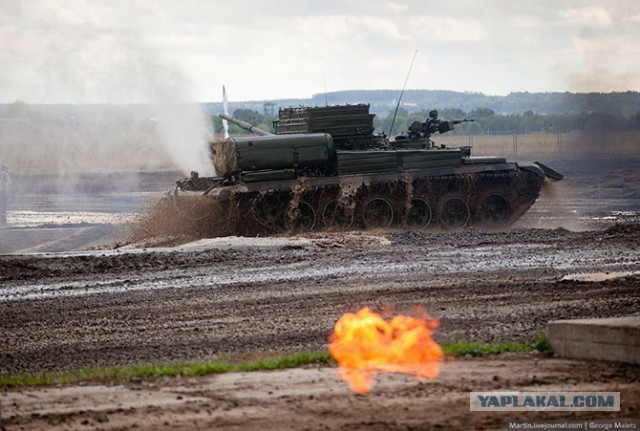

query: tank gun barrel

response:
[219,113,273,136]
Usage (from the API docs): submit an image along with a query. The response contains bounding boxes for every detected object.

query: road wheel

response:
[252,192,289,230]
[440,196,470,230]
[406,198,432,229]
[478,193,511,228]
[287,201,316,232]
[321,199,354,229]
[362,197,394,229]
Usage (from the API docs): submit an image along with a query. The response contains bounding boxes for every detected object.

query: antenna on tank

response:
[389,50,418,136]
[323,69,329,107]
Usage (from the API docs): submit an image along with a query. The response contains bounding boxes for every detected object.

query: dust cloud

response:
[0,3,215,252]
[565,37,639,93]
[560,5,640,93]
[0,2,214,177]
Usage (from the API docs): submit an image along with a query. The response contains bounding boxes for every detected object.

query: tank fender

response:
[517,161,564,181]
[534,161,564,181]
[516,162,545,179]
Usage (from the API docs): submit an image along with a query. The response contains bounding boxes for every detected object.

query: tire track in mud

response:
[1,237,638,302]
[0,225,639,373]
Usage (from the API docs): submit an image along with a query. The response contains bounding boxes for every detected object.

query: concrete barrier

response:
[547,316,640,364]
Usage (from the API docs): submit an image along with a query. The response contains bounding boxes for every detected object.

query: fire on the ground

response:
[329,306,444,394]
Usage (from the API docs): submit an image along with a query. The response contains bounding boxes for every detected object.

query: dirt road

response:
[1,224,639,375]
[3,355,639,431]
[1,158,639,430]
[1,225,639,430]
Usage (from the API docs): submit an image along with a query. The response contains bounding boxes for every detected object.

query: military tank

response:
[175,104,562,232]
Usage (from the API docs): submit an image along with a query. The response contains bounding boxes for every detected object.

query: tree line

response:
[217,107,640,136]
[208,90,640,118]
[309,90,640,118]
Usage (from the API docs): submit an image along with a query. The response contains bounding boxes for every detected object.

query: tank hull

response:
[196,156,544,232]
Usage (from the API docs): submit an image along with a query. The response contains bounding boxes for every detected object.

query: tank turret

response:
[394,109,474,151]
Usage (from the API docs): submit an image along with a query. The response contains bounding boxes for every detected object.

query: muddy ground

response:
[0,157,639,430]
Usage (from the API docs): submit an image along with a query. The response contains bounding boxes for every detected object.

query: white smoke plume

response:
[0,0,214,176]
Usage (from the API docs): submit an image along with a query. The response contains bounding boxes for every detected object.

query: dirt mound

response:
[591,222,640,247]
[602,222,640,238]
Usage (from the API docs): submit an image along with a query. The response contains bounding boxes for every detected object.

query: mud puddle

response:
[561,270,640,282]
[5,210,138,227]
[2,236,640,302]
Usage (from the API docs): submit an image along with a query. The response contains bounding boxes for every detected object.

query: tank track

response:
[220,169,543,234]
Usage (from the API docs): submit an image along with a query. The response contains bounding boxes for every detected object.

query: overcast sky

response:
[1,0,639,103]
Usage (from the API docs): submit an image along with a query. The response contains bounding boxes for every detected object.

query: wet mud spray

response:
[129,194,236,248]
[129,188,328,247]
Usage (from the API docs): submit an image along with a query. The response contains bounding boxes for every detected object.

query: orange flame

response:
[329,306,443,394]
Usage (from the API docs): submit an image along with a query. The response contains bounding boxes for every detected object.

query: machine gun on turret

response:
[407,110,474,139]
[435,118,474,134]
[394,109,474,150]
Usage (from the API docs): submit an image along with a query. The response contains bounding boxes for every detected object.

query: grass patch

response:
[443,332,552,357]
[0,335,551,389]
[0,351,334,389]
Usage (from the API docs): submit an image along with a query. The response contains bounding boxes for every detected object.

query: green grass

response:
[0,351,334,389]
[442,333,551,357]
[0,334,551,389]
